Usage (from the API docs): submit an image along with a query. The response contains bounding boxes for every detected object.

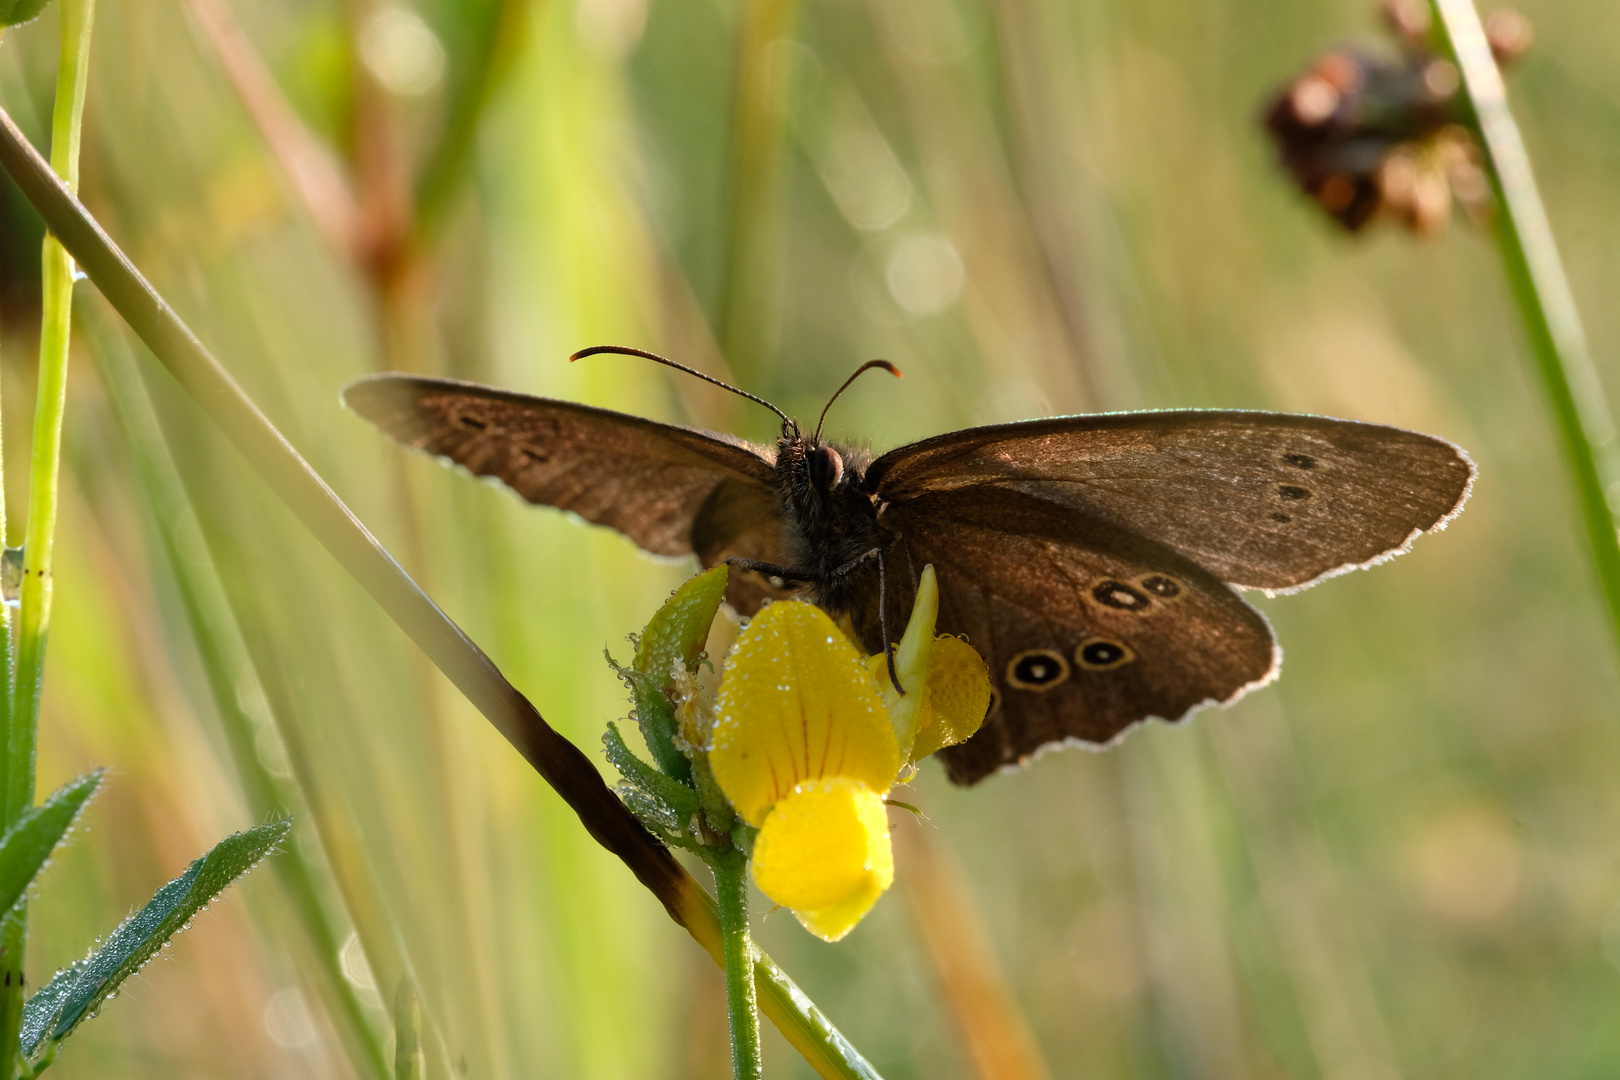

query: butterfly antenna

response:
[815,360,903,442]
[571,345,795,430]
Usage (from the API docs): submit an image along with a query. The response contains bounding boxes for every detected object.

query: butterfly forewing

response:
[343,375,790,611]
[874,487,1278,783]
[868,411,1474,592]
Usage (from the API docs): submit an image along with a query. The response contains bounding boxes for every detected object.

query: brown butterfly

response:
[343,347,1474,784]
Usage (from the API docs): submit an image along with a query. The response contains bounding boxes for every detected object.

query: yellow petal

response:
[712,601,901,825]
[908,635,993,761]
[750,779,894,942]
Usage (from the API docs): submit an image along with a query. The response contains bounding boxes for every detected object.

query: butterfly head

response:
[787,358,900,499]
[775,433,842,498]
[570,344,893,505]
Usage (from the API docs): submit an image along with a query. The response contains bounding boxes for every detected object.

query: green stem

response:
[712,850,763,1080]
[10,0,96,824]
[1427,0,1620,655]
[0,909,21,1080]
[0,6,95,1075]
[411,0,526,249]
[0,106,884,1080]
[392,979,424,1080]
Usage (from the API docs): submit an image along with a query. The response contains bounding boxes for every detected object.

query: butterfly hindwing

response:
[689,478,797,616]
[868,410,1474,593]
[872,487,1278,783]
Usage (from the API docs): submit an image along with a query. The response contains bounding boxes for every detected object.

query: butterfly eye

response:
[1007,650,1070,691]
[808,445,844,490]
[1075,637,1135,671]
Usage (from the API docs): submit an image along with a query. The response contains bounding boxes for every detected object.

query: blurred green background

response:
[1,0,1618,1075]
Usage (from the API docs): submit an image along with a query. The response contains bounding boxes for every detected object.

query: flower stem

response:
[1427,0,1620,655]
[712,849,764,1080]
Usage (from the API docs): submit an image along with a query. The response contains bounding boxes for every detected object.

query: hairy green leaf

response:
[0,772,101,916]
[20,819,290,1060]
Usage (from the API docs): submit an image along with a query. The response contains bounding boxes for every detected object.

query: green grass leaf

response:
[0,771,102,917]
[20,818,291,1061]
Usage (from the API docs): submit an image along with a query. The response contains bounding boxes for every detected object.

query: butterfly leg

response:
[722,557,815,589]
[876,549,900,694]
[824,547,902,695]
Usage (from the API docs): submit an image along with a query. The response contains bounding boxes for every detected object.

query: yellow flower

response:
[710,566,991,941]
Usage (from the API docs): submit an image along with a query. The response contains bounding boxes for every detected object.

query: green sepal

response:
[603,722,699,821]
[634,566,728,685]
[608,568,729,786]
[0,0,52,28]
[21,818,291,1061]
[607,657,691,783]
[616,784,685,836]
[0,771,102,917]
[689,753,735,838]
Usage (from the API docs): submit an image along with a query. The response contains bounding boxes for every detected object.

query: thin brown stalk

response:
[184,0,362,261]
[0,103,879,1080]
[897,824,1054,1080]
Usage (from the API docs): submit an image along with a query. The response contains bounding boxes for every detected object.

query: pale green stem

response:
[10,0,95,822]
[712,850,763,1080]
[0,5,95,1074]
[1427,0,1620,656]
[393,979,424,1080]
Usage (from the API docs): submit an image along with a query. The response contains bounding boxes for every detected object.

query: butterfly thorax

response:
[775,435,880,614]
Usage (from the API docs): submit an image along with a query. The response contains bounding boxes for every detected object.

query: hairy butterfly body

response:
[343,354,1473,784]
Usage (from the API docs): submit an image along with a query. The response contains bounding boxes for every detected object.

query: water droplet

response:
[0,548,22,607]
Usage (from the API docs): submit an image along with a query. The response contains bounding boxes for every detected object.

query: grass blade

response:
[1427,0,1620,654]
[82,307,393,1080]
